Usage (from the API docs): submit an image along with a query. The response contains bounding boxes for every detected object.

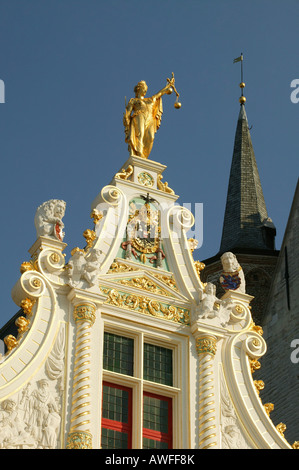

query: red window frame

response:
[143,391,173,448]
[101,381,132,449]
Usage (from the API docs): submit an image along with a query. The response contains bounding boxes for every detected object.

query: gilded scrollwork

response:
[0,298,37,358]
[20,297,36,316]
[3,296,37,357]
[101,287,189,325]
[157,174,175,194]
[90,208,104,225]
[196,337,217,356]
[276,422,287,439]
[264,403,274,416]
[115,164,134,181]
[20,259,39,274]
[153,273,178,291]
[254,379,265,396]
[108,261,179,292]
[82,229,96,251]
[249,358,261,374]
[115,276,175,298]
[250,322,263,336]
[137,172,154,188]
[4,334,18,353]
[194,260,207,289]
[108,261,140,273]
[73,303,96,326]
[15,316,30,337]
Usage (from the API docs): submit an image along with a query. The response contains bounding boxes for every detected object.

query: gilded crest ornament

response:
[126,195,160,255]
[137,172,154,188]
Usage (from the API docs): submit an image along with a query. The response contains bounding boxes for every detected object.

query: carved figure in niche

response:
[34,199,66,241]
[123,76,175,159]
[220,252,245,293]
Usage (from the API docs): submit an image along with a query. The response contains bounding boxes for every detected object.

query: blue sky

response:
[0,0,298,327]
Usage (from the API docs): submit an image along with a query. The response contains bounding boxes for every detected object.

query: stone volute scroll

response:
[123,73,181,159]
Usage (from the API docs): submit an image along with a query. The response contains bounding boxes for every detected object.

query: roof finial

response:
[233,53,246,105]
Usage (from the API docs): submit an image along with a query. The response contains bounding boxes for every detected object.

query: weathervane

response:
[233,53,246,104]
[123,73,181,159]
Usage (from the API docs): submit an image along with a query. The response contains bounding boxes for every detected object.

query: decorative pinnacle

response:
[233,53,246,104]
[239,81,246,104]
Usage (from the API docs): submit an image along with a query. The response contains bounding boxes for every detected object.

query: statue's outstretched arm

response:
[152,74,176,100]
[152,82,173,100]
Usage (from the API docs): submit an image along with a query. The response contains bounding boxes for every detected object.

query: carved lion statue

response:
[34,199,66,241]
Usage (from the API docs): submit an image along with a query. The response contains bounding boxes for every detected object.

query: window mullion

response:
[135,332,144,449]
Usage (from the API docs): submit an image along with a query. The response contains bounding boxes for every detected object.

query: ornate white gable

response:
[0,93,295,449]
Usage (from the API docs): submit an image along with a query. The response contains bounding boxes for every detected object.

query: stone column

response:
[196,335,218,449]
[67,301,96,449]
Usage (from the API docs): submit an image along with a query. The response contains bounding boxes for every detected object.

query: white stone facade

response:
[0,156,292,449]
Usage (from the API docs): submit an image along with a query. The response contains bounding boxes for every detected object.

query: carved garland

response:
[115,276,175,298]
[101,287,190,325]
[108,261,179,292]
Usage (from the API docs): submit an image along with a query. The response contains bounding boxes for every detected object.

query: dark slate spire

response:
[220,103,276,253]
